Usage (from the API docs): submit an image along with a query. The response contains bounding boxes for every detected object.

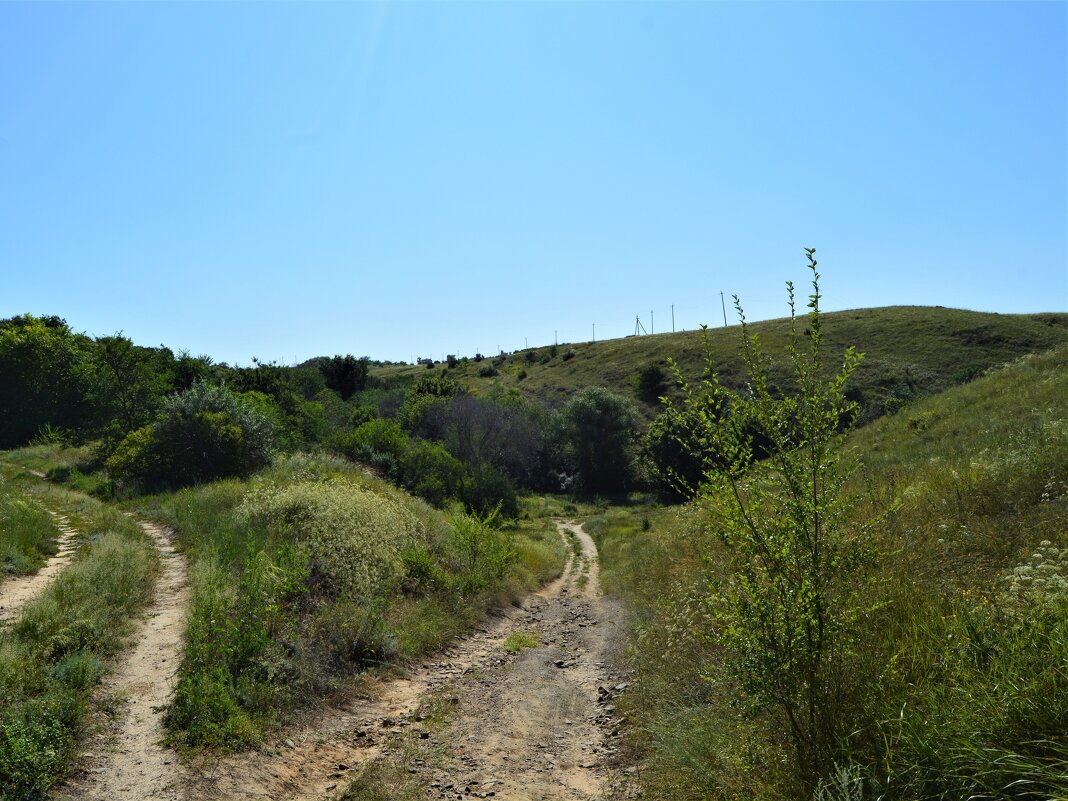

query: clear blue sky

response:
[2,1,1065,365]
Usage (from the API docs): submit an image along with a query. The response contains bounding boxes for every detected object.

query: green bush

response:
[306,601,396,669]
[445,509,516,594]
[238,480,422,600]
[106,380,275,489]
[342,418,410,468]
[559,386,640,493]
[636,362,668,403]
[461,464,519,519]
[396,440,465,508]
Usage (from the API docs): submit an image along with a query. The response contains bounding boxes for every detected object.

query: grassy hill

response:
[372,306,1068,421]
[586,343,1068,799]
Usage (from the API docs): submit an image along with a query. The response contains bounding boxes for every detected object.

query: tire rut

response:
[0,512,81,623]
[182,521,597,801]
[55,520,190,801]
[414,520,630,801]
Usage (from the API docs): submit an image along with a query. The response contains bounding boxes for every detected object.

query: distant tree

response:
[319,355,369,401]
[88,334,172,437]
[560,387,640,493]
[172,350,216,391]
[442,394,544,485]
[0,315,93,447]
[636,362,668,403]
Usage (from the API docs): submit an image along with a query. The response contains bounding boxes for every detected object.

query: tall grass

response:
[594,346,1068,800]
[0,487,58,576]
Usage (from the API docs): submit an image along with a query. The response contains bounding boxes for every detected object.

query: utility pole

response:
[651,310,654,334]
[592,323,596,343]
[720,291,728,327]
[671,304,675,333]
[525,337,528,349]
[555,330,558,345]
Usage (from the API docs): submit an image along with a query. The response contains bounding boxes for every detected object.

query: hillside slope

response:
[372,306,1068,421]
[587,343,1068,799]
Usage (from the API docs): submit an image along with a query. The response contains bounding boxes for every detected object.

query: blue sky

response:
[2,1,1065,365]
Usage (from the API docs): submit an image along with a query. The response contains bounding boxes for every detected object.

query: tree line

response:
[1,314,703,512]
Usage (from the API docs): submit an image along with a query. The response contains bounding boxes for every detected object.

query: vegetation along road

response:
[176,520,628,801]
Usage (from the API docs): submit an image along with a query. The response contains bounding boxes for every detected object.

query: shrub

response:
[305,601,396,669]
[396,440,465,508]
[478,364,498,378]
[461,464,519,519]
[445,509,516,593]
[343,418,409,466]
[674,250,867,788]
[562,349,576,361]
[636,362,668,403]
[238,480,423,600]
[643,407,708,500]
[106,380,275,489]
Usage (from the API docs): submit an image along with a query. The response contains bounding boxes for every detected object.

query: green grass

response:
[371,307,1068,420]
[0,481,59,577]
[0,472,157,800]
[590,345,1068,800]
[130,453,568,751]
[502,630,540,653]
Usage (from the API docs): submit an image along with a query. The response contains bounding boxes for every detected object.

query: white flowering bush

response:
[1003,540,1068,608]
[238,480,424,600]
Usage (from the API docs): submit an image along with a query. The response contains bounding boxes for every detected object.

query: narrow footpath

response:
[0,512,81,622]
[55,519,190,801]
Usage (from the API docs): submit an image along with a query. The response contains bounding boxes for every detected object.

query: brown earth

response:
[0,512,81,622]
[410,520,634,801]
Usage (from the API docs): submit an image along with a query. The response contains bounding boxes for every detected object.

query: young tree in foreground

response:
[672,249,868,789]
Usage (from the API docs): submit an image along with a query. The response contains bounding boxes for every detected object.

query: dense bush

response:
[642,407,707,500]
[461,464,519,519]
[106,381,275,489]
[238,480,422,600]
[342,418,410,468]
[635,362,668,403]
[396,440,465,508]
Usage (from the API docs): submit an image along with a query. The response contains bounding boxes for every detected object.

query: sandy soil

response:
[0,512,81,622]
[56,520,190,801]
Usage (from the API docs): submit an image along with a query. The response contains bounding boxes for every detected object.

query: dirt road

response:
[416,520,629,801]
[183,520,630,801]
